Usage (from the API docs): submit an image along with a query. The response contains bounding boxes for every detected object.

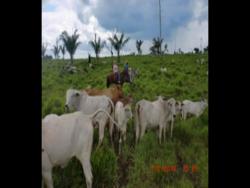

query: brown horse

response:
[106,69,131,88]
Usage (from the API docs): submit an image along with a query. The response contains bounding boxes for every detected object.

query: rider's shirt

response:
[113,64,119,73]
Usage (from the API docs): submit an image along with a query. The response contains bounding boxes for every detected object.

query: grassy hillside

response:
[42,53,208,188]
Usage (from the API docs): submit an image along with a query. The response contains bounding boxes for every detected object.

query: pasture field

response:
[42,53,208,188]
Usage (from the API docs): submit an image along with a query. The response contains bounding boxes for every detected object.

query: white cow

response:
[156,97,180,138]
[114,101,133,154]
[42,109,118,188]
[181,99,208,120]
[65,89,115,147]
[168,100,182,138]
[135,96,176,144]
[175,101,182,116]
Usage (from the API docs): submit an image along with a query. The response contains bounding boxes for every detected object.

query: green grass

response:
[42,53,208,187]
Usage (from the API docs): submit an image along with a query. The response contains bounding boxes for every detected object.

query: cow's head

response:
[201,99,208,109]
[175,101,182,115]
[166,98,176,118]
[65,89,82,111]
[124,104,133,119]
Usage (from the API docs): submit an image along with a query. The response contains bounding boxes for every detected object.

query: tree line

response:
[42,29,208,64]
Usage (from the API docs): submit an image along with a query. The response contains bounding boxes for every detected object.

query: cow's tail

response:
[107,97,116,143]
[106,97,115,126]
[135,102,140,145]
[109,98,115,120]
[89,109,119,128]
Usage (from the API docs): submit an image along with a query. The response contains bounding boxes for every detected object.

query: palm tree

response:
[53,41,60,59]
[60,45,66,60]
[136,40,143,55]
[104,41,113,59]
[150,37,163,55]
[164,43,168,54]
[178,48,183,54]
[60,29,81,65]
[108,32,130,63]
[42,43,47,58]
[89,33,105,63]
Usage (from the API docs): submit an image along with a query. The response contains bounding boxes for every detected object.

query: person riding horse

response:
[124,61,130,82]
[107,61,131,87]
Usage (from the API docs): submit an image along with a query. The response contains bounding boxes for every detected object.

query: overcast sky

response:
[42,0,208,58]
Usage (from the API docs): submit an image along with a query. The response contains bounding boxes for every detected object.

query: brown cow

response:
[83,85,134,106]
[83,85,124,105]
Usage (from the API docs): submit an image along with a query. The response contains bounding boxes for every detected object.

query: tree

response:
[53,40,60,59]
[164,43,168,54]
[136,40,143,55]
[60,29,81,65]
[178,48,184,54]
[104,42,113,58]
[60,45,66,60]
[44,55,53,60]
[89,33,105,63]
[108,32,130,63]
[204,45,208,53]
[149,37,163,55]
[42,43,47,58]
[194,47,200,54]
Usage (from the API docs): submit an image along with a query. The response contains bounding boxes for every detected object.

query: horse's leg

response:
[106,77,109,88]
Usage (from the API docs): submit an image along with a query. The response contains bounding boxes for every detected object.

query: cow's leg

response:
[108,116,114,146]
[196,112,201,117]
[78,156,93,188]
[42,170,53,188]
[106,77,110,88]
[119,131,127,155]
[42,151,53,188]
[97,121,105,148]
[135,122,140,144]
[163,123,166,142]
[118,131,122,155]
[183,111,187,120]
[158,124,163,144]
[123,131,126,142]
[140,123,146,140]
[170,119,174,138]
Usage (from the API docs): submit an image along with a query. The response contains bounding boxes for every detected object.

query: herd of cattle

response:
[42,84,208,188]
